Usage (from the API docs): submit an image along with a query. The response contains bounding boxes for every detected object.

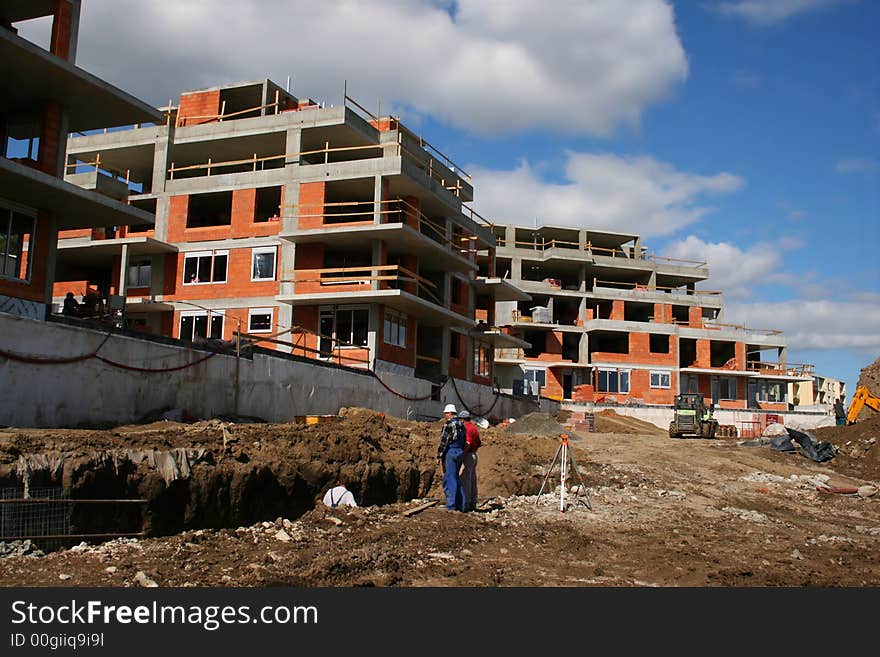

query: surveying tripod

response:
[536,433,592,512]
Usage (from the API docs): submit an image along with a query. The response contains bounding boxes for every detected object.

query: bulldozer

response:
[669,393,719,439]
[846,385,880,424]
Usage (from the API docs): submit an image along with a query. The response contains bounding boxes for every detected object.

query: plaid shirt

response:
[437,418,465,460]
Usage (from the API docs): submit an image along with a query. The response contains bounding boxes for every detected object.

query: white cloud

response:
[471,154,743,236]
[836,158,878,175]
[17,0,688,137]
[662,236,783,298]
[714,0,855,26]
[724,300,880,352]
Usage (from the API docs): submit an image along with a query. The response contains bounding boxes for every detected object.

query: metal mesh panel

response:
[0,487,71,551]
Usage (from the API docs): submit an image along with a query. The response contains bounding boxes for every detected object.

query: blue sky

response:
[19,0,880,399]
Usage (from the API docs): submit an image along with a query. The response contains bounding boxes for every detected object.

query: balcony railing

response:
[703,321,784,336]
[293,198,477,257]
[175,91,285,127]
[747,361,814,377]
[496,238,707,267]
[593,280,722,296]
[287,264,444,306]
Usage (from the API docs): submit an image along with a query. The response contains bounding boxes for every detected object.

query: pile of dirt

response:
[594,410,665,435]
[502,413,569,437]
[854,356,880,422]
[814,413,880,480]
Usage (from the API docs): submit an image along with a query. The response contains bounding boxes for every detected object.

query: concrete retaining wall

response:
[566,403,834,433]
[0,313,557,428]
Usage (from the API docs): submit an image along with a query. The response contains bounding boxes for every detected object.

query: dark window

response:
[183,251,227,284]
[650,334,670,354]
[187,191,233,228]
[255,187,282,222]
[1,210,34,281]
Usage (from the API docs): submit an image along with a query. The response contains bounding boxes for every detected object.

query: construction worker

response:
[834,398,846,426]
[436,403,466,511]
[322,479,357,508]
[458,410,482,512]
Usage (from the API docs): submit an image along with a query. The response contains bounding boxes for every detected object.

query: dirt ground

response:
[1,407,878,587]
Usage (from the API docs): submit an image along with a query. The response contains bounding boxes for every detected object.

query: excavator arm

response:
[846,385,880,424]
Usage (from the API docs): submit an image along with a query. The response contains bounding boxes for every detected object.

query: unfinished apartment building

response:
[0,0,160,321]
[486,224,812,412]
[57,79,524,385]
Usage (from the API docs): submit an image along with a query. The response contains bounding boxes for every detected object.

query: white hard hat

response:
[443,403,457,414]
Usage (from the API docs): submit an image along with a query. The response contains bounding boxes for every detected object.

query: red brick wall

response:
[545,331,563,356]
[653,303,673,324]
[167,248,278,301]
[695,339,711,368]
[166,191,280,243]
[572,384,594,403]
[541,367,564,401]
[58,229,92,239]
[688,306,703,328]
[609,300,625,320]
[38,102,62,176]
[376,306,416,368]
[177,90,221,126]
[628,369,676,405]
[447,332,467,380]
[50,0,74,60]
[298,182,325,229]
[293,243,371,295]
[0,210,53,304]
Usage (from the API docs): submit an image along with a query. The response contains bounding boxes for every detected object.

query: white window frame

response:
[757,379,787,403]
[383,308,407,348]
[182,250,228,285]
[650,370,671,389]
[127,259,152,288]
[178,309,225,342]
[597,367,631,394]
[319,305,370,355]
[473,340,491,377]
[0,205,35,283]
[719,376,737,401]
[251,246,277,282]
[247,307,274,334]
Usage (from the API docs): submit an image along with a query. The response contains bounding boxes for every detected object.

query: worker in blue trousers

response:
[436,403,467,511]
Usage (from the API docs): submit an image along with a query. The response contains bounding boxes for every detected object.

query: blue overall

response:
[443,444,465,511]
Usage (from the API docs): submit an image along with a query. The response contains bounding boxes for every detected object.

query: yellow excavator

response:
[846,385,880,424]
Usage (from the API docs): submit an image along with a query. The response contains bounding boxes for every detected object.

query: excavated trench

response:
[0,409,439,544]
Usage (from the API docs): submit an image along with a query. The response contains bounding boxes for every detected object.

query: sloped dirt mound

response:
[854,357,880,422]
[502,413,568,437]
[814,413,880,480]
[594,410,665,435]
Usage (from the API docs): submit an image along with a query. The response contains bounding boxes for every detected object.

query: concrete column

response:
[634,236,643,259]
[281,182,300,235]
[579,333,589,364]
[150,254,165,297]
[579,264,587,292]
[276,303,293,353]
[118,243,129,297]
[41,216,59,309]
[152,196,170,242]
[440,328,450,376]
[279,241,296,297]
[373,176,383,224]
[778,346,788,367]
[578,296,587,324]
[284,128,302,165]
[367,303,379,368]
[648,269,657,289]
[371,240,383,291]
[504,225,516,247]
[510,257,522,282]
[579,229,588,250]
[151,127,172,194]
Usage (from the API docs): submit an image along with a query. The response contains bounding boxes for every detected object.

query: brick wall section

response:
[609,300,625,320]
[166,191,280,243]
[297,182,325,229]
[291,306,319,358]
[695,339,711,368]
[177,90,221,126]
[168,248,279,301]
[50,0,74,60]
[376,306,416,368]
[628,370,676,405]
[448,335,467,380]
[58,229,93,239]
[0,211,53,303]
[293,243,370,295]
[541,367,564,401]
[688,306,704,328]
[734,342,746,370]
[38,102,62,176]
[545,331,563,356]
[653,303,673,324]
[572,384,594,403]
